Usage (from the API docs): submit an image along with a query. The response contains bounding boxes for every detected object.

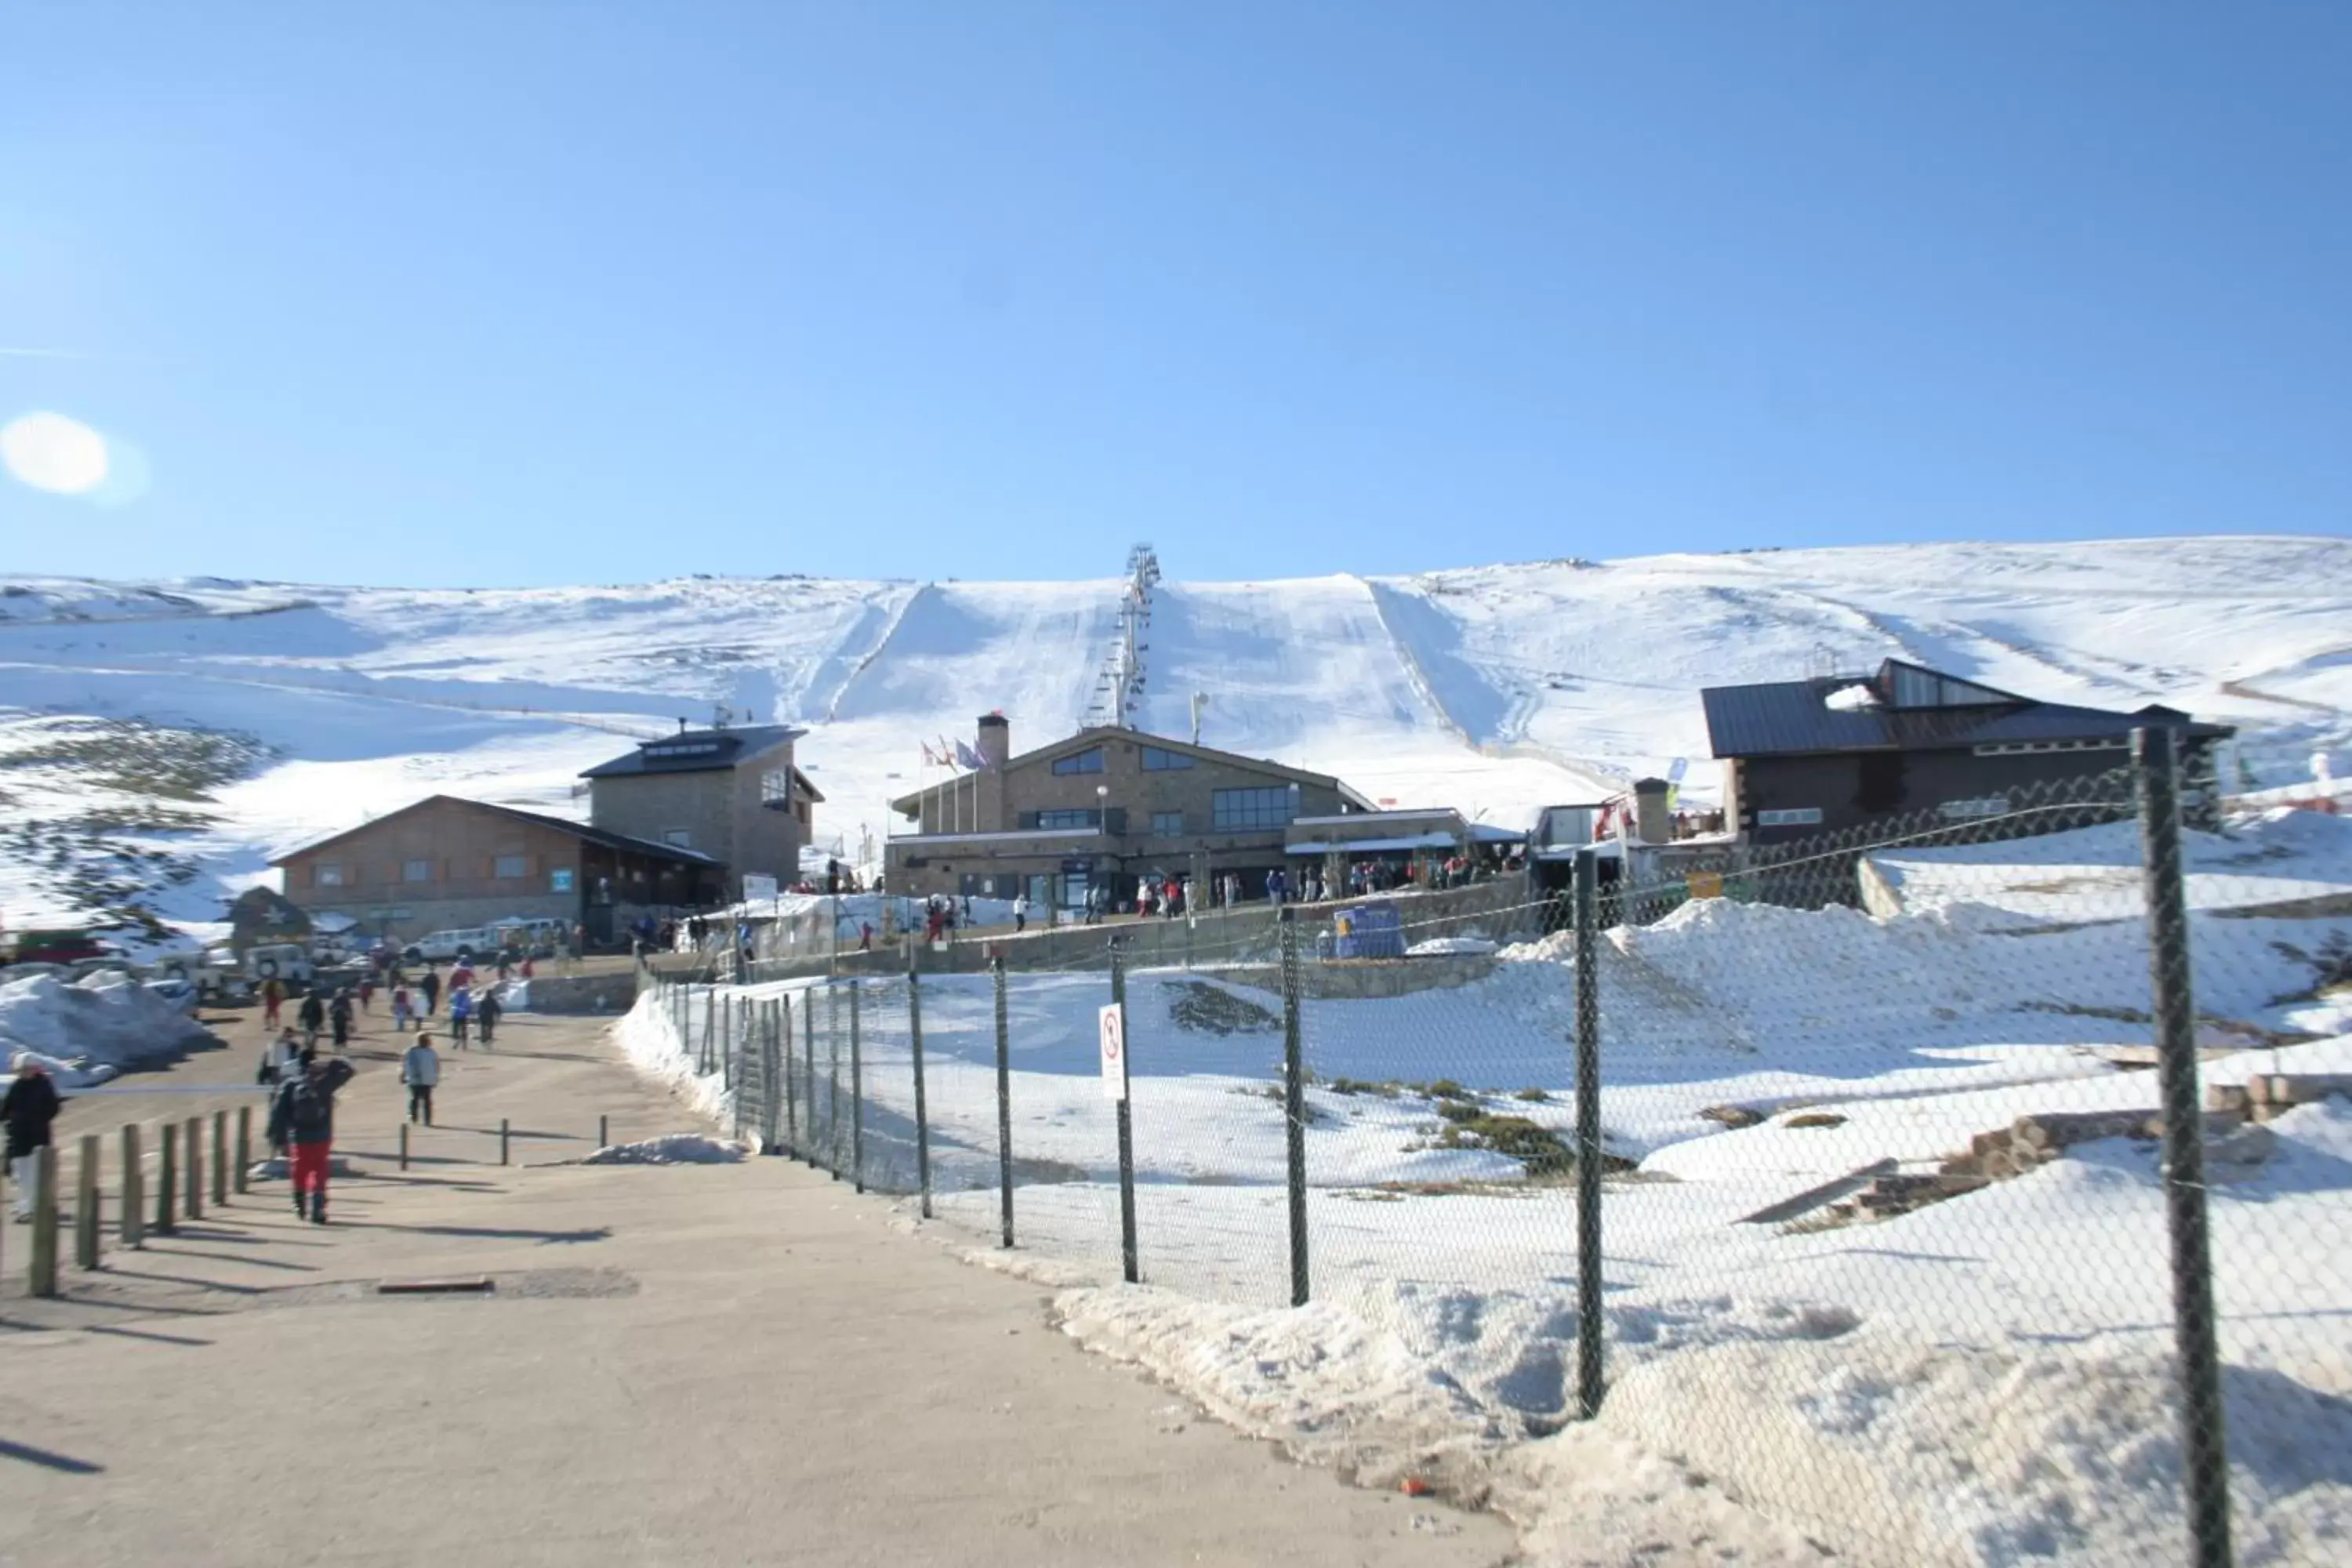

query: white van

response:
[408,927,494,962]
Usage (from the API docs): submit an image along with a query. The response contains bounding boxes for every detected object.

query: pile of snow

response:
[1406,935,1497,956]
[1824,681,1882,711]
[0,967,213,1087]
[579,1134,749,1165]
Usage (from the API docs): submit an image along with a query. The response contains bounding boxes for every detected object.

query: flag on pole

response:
[955,739,983,771]
[938,737,956,771]
[920,742,938,768]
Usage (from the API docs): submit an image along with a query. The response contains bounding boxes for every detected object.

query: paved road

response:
[0,1012,1512,1567]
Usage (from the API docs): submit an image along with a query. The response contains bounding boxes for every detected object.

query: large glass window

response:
[403,858,434,883]
[1211,787,1293,830]
[314,862,345,887]
[1150,811,1185,836]
[1050,748,1105,775]
[1140,746,1192,771]
[494,855,528,879]
[1036,808,1101,829]
[663,829,694,848]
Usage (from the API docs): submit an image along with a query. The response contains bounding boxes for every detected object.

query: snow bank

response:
[579,1134,749,1165]
[0,968,213,1087]
[615,989,736,1129]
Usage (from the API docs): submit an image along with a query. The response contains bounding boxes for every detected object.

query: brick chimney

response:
[976,713,1010,771]
[1632,778,1671,844]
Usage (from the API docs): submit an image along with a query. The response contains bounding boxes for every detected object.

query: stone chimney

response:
[1632,778,1671,844]
[976,713,1010,771]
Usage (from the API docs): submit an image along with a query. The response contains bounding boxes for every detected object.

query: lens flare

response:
[1,410,111,495]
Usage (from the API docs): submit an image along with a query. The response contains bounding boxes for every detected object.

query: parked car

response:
[2,927,107,966]
[407,927,495,963]
[243,942,315,988]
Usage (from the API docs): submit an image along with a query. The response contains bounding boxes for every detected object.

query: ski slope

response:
[0,535,2347,930]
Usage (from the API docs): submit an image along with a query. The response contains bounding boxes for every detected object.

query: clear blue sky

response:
[4,2,2347,587]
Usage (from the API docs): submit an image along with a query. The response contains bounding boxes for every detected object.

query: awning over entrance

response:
[1283,831,1460,855]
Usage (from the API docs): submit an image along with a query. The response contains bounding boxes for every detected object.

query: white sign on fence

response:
[1098,1002,1128,1102]
[742,873,779,906]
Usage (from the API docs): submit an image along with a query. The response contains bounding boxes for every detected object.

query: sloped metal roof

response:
[1702,670,2230,759]
[580,724,803,779]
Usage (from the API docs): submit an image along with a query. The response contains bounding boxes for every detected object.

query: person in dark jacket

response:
[3,1055,63,1221]
[474,985,501,1048]
[328,989,354,1051]
[418,965,441,1016]
[267,1053,355,1223]
[297,989,327,1047]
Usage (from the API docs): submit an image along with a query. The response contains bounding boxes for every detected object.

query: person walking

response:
[328,989,354,1052]
[1012,893,1029,934]
[419,964,441,1018]
[475,985,501,1049]
[297,988,327,1048]
[357,974,376,1014]
[448,983,473,1049]
[391,982,413,1033]
[258,1026,301,1086]
[2,1054,62,1222]
[261,975,285,1031]
[401,1031,440,1126]
[267,1051,355,1223]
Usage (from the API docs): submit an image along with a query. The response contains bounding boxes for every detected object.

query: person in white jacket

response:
[401,1031,441,1126]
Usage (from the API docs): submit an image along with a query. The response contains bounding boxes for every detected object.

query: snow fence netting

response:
[622,764,2352,1565]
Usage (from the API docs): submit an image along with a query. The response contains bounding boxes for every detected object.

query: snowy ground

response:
[5,536,2349,942]
[620,806,2352,1566]
[0,967,215,1087]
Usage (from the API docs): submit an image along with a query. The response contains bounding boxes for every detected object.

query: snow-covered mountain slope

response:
[0,536,2346,930]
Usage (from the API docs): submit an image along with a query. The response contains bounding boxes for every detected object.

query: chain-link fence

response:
[631,732,2350,1565]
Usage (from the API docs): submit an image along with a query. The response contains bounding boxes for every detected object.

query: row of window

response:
[1013,791,1296,836]
[1048,744,1199,775]
[1755,797,2014,829]
[314,854,551,887]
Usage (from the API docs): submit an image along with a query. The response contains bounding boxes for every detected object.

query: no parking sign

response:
[1098,1003,1128,1102]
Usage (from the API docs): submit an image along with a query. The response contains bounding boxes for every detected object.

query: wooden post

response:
[212,1110,229,1207]
[235,1105,252,1193]
[183,1116,203,1220]
[598,1114,608,1149]
[29,1145,60,1297]
[74,1134,101,1270]
[500,1117,510,1166]
[120,1123,144,1249]
[156,1120,178,1236]
[400,1122,410,1171]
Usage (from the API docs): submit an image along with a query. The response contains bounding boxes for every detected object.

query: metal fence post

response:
[156,1120,176,1236]
[2136,727,2234,1568]
[993,957,1014,1248]
[1573,846,1605,1420]
[782,993,798,1158]
[120,1123,143,1249]
[29,1145,59,1297]
[908,968,932,1218]
[1279,907,1309,1306]
[802,986,818,1170]
[827,983,844,1179]
[849,979,866,1192]
[234,1105,252,1193]
[74,1134,101,1270]
[1111,937,1138,1284]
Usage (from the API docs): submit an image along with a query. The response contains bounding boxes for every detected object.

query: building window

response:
[644,741,723,758]
[1211,787,1293,830]
[1050,748,1105,775]
[494,855,528,879]
[550,868,575,892]
[403,858,434,884]
[1141,746,1192,771]
[663,829,693,848]
[1150,811,1185,837]
[1755,808,1823,827]
[1035,808,1101,829]
[314,862,345,888]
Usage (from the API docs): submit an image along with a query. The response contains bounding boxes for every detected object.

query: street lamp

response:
[1098,785,1111,914]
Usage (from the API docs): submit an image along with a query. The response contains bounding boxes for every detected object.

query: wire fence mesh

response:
[630,737,2351,1565]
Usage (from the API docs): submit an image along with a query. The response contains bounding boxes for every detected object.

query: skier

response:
[267,1051,355,1223]
[297,988,327,1048]
[258,1026,301,1086]
[328,989,354,1051]
[475,985,501,1049]
[2,1054,62,1222]
[1012,893,1029,933]
[448,983,473,1049]
[401,1031,440,1125]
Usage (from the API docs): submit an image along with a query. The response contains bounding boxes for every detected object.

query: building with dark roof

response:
[1703,659,2231,846]
[582,722,819,897]
[884,716,1374,909]
[271,794,724,949]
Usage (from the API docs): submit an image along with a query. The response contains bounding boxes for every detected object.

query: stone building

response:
[885,716,1374,911]
[272,794,723,948]
[581,722,821,897]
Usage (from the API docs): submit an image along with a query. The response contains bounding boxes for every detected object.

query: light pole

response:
[1097,785,1112,916]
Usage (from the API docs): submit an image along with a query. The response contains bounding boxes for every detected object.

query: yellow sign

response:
[1686,869,1725,900]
